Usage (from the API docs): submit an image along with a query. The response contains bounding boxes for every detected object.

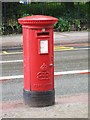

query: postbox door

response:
[30,29,54,91]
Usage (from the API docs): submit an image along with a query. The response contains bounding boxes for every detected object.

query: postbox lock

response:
[49,64,53,67]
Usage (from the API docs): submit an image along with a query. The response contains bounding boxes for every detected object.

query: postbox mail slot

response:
[37,32,49,36]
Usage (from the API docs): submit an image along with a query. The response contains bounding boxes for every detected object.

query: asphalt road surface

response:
[1,49,88,76]
[1,42,89,103]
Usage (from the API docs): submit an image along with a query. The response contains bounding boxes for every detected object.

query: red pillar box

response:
[18,15,58,107]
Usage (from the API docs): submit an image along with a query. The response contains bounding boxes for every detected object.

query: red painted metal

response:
[18,15,58,28]
[18,15,58,91]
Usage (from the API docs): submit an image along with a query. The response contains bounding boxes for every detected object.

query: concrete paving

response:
[1,93,88,118]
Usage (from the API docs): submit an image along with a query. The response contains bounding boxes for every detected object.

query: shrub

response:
[54,17,88,32]
[54,18,71,32]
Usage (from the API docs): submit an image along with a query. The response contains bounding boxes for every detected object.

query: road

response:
[1,48,88,76]
[0,42,89,102]
[0,41,89,118]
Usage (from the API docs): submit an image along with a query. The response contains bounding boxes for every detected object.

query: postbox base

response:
[23,89,55,107]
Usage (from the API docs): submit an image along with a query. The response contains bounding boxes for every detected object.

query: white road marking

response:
[0,70,89,81]
[0,60,23,64]
[0,75,23,80]
[77,47,89,50]
[54,70,90,76]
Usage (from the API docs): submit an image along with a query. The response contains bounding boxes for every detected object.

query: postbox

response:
[18,15,58,107]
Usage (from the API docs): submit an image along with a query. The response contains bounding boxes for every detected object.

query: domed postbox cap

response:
[18,15,58,28]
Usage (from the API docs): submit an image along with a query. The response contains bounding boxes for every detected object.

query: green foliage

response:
[74,19,81,31]
[54,17,87,32]
[54,18,71,32]
[1,2,88,34]
[15,22,22,33]
[16,13,32,33]
[1,24,14,35]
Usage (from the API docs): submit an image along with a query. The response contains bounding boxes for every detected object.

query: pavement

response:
[0,31,89,118]
[1,93,88,118]
[0,31,88,50]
